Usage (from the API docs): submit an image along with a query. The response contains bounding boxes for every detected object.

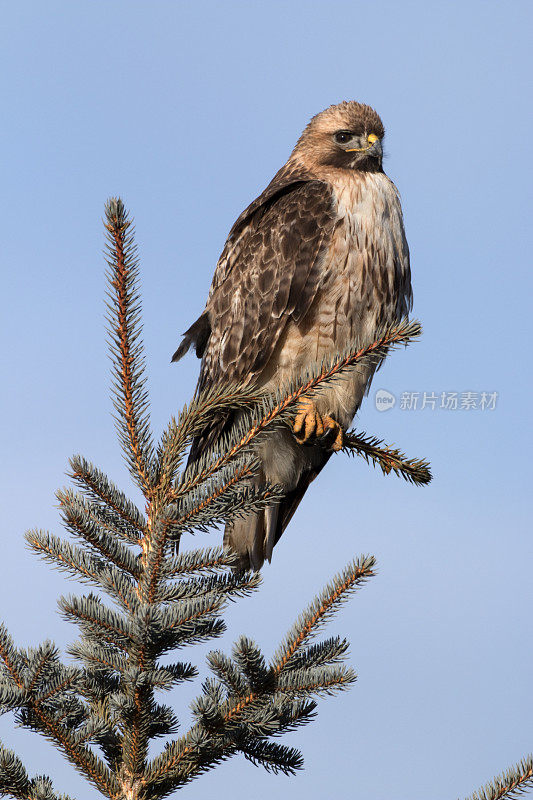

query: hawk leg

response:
[292,398,344,452]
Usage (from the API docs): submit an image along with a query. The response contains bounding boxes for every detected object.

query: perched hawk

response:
[173,101,412,570]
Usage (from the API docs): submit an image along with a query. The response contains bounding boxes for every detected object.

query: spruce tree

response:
[0,200,529,800]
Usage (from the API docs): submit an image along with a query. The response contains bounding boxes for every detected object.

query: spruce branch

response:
[21,702,118,798]
[273,555,376,673]
[67,641,127,676]
[206,651,248,697]
[0,641,117,799]
[58,595,132,651]
[145,557,376,793]
[239,739,303,775]
[0,626,24,689]
[0,743,77,800]
[56,488,141,578]
[164,480,284,538]
[285,635,350,670]
[464,756,533,800]
[23,643,60,694]
[69,455,146,538]
[0,743,31,800]
[2,197,484,800]
[342,429,432,485]
[276,664,357,696]
[161,547,239,578]
[155,570,261,605]
[156,382,264,490]
[140,470,280,605]
[104,198,154,494]
[26,530,113,590]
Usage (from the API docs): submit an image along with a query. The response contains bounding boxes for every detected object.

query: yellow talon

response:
[322,415,344,451]
[293,398,318,443]
[292,400,344,451]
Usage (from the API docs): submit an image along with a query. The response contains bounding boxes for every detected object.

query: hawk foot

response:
[292,398,344,452]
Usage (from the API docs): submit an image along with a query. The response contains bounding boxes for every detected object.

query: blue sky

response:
[1,1,532,798]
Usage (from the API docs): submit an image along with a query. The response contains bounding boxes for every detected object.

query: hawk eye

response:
[334,131,353,144]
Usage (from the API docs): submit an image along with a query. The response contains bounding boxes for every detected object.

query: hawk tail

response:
[224,456,331,571]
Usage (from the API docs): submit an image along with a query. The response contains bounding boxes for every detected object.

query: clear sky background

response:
[1,1,532,798]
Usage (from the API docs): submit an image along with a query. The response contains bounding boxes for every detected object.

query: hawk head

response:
[293,101,385,173]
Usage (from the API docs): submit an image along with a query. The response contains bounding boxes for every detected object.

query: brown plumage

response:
[173,101,412,570]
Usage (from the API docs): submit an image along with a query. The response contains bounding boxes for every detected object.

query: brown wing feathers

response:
[174,174,336,464]
[204,180,335,386]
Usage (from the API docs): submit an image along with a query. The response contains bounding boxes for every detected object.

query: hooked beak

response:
[346,133,382,158]
[367,137,382,159]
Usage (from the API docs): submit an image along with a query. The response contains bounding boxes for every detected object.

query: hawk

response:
[173,101,412,570]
